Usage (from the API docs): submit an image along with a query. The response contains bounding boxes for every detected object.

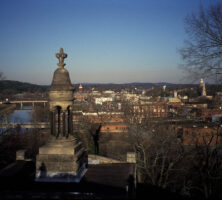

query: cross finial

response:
[56,48,67,68]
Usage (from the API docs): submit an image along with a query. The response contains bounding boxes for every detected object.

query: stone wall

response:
[88,154,124,165]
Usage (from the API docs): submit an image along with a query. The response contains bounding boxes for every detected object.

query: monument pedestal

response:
[35,48,87,182]
[35,136,87,182]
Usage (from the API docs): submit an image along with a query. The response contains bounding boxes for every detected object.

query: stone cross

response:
[56,48,67,68]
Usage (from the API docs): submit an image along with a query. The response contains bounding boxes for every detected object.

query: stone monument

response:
[35,48,87,182]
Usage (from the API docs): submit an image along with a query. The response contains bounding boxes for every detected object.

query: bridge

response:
[0,122,50,129]
[0,100,48,109]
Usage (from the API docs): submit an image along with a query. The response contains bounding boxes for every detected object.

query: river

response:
[0,105,33,134]
[9,105,33,123]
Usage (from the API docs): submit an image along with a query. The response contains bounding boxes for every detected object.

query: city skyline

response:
[0,0,215,85]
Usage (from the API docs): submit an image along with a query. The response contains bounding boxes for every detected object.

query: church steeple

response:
[199,78,206,96]
[79,84,83,93]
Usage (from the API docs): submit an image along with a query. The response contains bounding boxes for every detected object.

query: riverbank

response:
[0,104,16,117]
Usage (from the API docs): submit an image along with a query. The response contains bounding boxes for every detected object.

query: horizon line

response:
[0,79,206,86]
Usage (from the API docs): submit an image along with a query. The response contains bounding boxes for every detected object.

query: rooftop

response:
[0,160,136,199]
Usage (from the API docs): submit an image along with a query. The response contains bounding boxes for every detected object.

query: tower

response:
[199,78,206,96]
[199,78,204,88]
[163,85,166,92]
[174,90,177,98]
[79,84,83,93]
[36,48,87,182]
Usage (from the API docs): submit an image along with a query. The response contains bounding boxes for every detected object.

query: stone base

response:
[35,136,87,182]
[35,163,87,182]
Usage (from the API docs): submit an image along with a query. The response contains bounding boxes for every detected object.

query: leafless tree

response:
[76,105,114,155]
[179,2,222,82]
[0,129,49,170]
[77,117,101,154]
[123,101,222,198]
[183,130,222,199]
[134,128,185,189]
[32,105,49,122]
[122,102,186,191]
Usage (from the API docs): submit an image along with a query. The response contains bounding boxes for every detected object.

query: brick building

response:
[133,103,168,118]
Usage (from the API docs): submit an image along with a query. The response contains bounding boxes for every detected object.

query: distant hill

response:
[0,80,49,94]
[75,82,198,92]
[1,80,218,95]
[77,82,196,87]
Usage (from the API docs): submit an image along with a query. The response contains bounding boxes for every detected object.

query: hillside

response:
[0,80,220,97]
[1,81,178,94]
[0,80,48,94]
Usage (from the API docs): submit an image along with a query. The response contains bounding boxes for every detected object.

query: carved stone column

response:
[53,111,56,136]
[70,107,73,137]
[50,111,54,136]
[68,107,73,138]
[57,107,61,138]
[62,111,67,137]
[50,110,56,136]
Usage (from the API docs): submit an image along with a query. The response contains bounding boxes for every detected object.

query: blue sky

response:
[0,0,214,85]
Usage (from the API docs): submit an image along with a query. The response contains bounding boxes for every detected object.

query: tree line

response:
[0,80,48,94]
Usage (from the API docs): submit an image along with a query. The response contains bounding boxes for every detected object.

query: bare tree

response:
[179,2,222,82]
[122,102,186,191]
[78,117,101,154]
[183,131,222,199]
[76,105,114,155]
[32,105,49,122]
[134,128,185,190]
[123,101,222,198]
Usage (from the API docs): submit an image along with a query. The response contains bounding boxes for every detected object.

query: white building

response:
[95,97,114,105]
